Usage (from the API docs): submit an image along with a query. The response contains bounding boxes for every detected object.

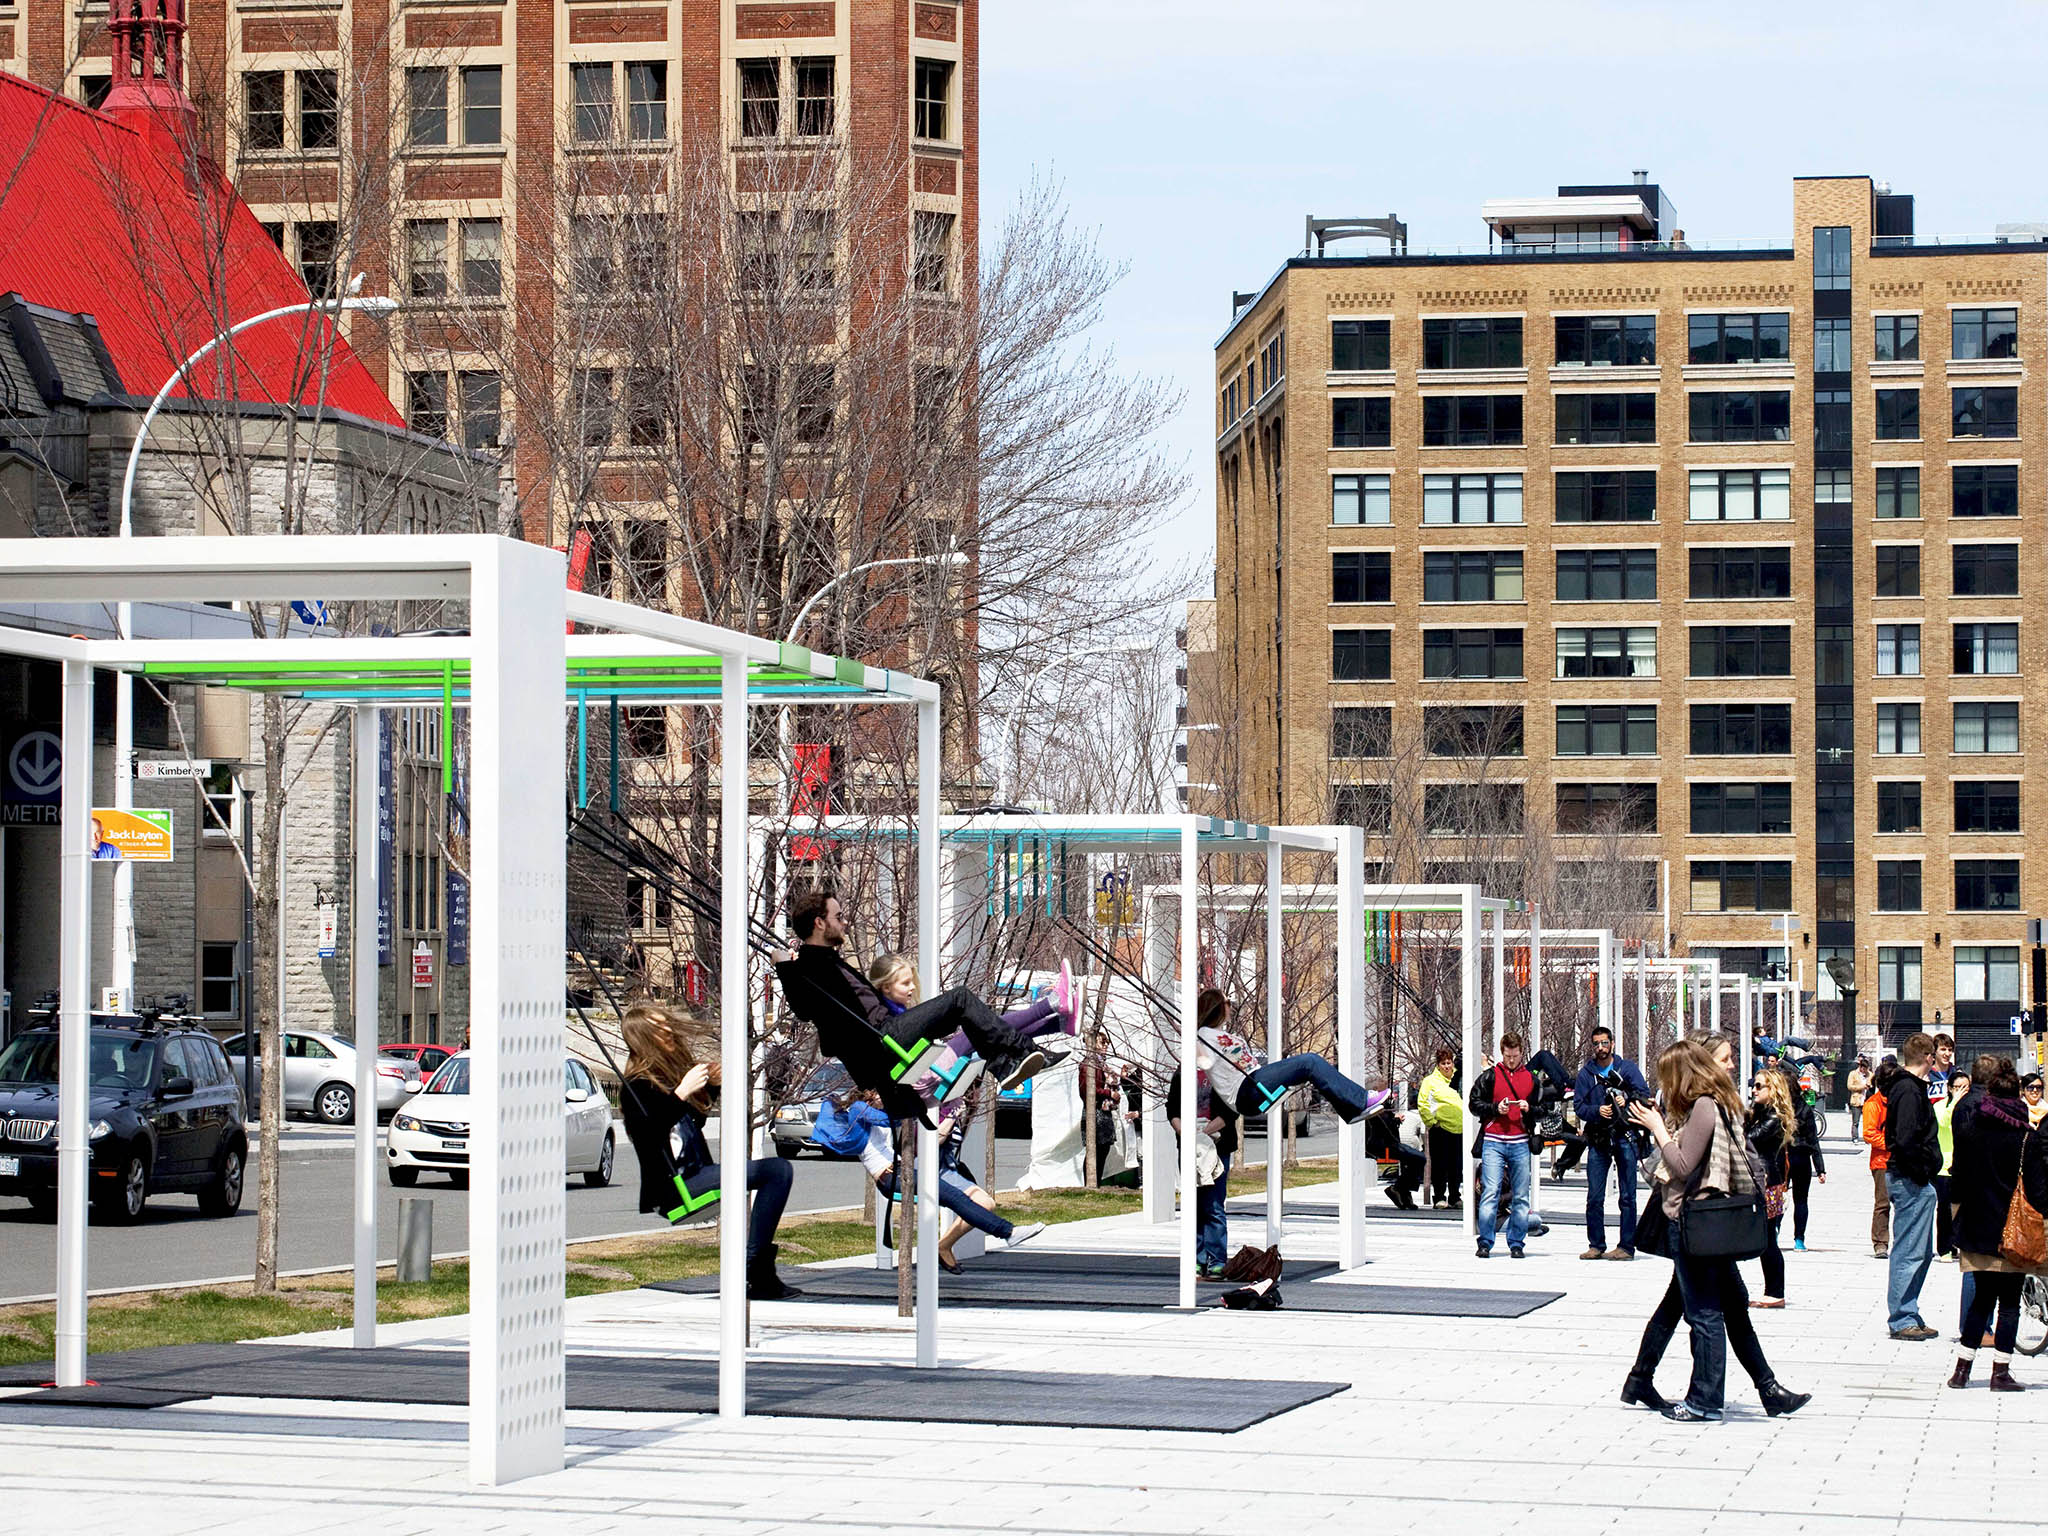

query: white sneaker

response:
[1005,1221,1047,1249]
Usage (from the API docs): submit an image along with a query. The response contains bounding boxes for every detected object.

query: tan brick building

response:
[1209,174,2048,1055]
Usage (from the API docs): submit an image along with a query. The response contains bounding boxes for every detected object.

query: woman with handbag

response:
[1627,1038,1807,1423]
[1747,1071,1796,1307]
[1946,1060,2047,1390]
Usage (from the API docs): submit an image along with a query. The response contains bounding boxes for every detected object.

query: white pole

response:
[1709,959,1723,1037]
[111,667,131,1010]
[1336,827,1365,1269]
[718,652,749,1415]
[1264,839,1284,1251]
[351,706,379,1347]
[1598,930,1615,1043]
[1661,860,1671,955]
[1635,946,1649,1066]
[1491,907,1505,1057]
[1738,977,1753,1087]
[915,696,941,1368]
[1529,905,1543,1054]
[1177,819,1199,1309]
[54,658,93,1386]
[1460,886,1480,1244]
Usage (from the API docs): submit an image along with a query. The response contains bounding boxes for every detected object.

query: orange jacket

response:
[1862,1093,1889,1170]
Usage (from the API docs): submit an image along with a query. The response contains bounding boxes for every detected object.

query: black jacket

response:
[774,944,927,1121]
[1884,1070,1942,1185]
[1949,1092,2036,1258]
[1746,1106,1790,1186]
[620,1076,713,1215]
[1790,1103,1826,1174]
[1467,1059,1555,1146]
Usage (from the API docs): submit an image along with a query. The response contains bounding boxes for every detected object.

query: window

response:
[1688,468,1790,521]
[1809,860,1854,924]
[406,67,448,146]
[1422,317,1522,369]
[1955,859,2022,911]
[1952,387,2019,438]
[459,218,500,297]
[1422,550,1522,603]
[1333,551,1393,604]
[1690,703,1792,756]
[1554,392,1655,445]
[457,372,500,451]
[1813,622,1852,686]
[1952,307,2019,361]
[1813,388,1851,453]
[200,942,240,1017]
[463,66,502,144]
[1876,623,1921,676]
[1331,629,1391,681]
[1555,469,1655,523]
[1422,628,1523,680]
[1690,782,1793,836]
[620,520,666,602]
[1424,783,1524,835]
[1955,946,2022,1002]
[914,211,954,294]
[1812,464,1851,506]
[1422,705,1524,757]
[407,220,448,299]
[572,62,615,141]
[1875,314,1919,362]
[792,210,836,290]
[1332,783,1392,831]
[794,56,835,135]
[1815,776,1854,841]
[1332,397,1391,448]
[244,72,285,150]
[1421,395,1522,446]
[1422,472,1521,524]
[1330,706,1392,759]
[792,362,835,444]
[1955,780,2021,834]
[294,221,337,299]
[1556,547,1656,601]
[1874,545,1920,597]
[1331,473,1390,525]
[407,372,449,439]
[575,367,614,447]
[1260,333,1285,392]
[1877,780,1923,833]
[622,707,667,759]
[1876,860,1922,912]
[1689,861,1793,913]
[1689,626,1791,676]
[298,69,338,150]
[914,58,953,139]
[1688,391,1791,442]
[625,60,668,139]
[1876,465,1921,519]
[1556,704,1657,757]
[1876,702,1921,755]
[1880,946,1923,1003]
[1953,464,2019,518]
[1688,547,1790,599]
[1555,626,1656,679]
[1953,622,2019,675]
[1331,319,1391,371]
[1553,314,1656,367]
[1814,316,1853,373]
[1813,226,1851,290]
[1686,312,1791,364]
[1875,389,1919,439]
[1556,782,1657,833]
[1954,700,2020,754]
[739,58,779,136]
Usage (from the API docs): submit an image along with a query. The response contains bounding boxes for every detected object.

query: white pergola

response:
[0,536,943,1487]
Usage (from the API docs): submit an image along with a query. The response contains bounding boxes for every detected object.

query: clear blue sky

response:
[981,0,2048,580]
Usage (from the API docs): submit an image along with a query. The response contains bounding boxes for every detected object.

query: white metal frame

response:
[0,536,943,1488]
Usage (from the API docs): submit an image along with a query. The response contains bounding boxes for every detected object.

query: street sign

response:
[411,941,434,989]
[683,959,706,1007]
[1094,870,1135,926]
[2012,1017,2025,1036]
[3,729,60,825]
[316,904,338,960]
[137,758,211,781]
[88,807,173,861]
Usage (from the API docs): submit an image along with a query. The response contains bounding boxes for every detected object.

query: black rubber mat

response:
[0,1344,1345,1433]
[2,1383,207,1408]
[1230,1199,1596,1229]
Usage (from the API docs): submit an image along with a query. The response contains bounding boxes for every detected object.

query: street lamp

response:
[108,275,399,1008]
[994,641,1154,808]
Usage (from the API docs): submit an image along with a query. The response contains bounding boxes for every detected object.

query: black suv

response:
[0,1022,247,1222]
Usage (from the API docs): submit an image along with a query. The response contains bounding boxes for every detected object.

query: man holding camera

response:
[1572,1026,1650,1261]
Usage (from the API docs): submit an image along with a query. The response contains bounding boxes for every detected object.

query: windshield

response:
[799,1064,854,1101]
[424,1056,470,1095]
[0,1032,158,1089]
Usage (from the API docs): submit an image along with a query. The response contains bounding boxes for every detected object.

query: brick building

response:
[1209,174,2048,1056]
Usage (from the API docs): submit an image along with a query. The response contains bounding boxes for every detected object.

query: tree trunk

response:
[895,1126,915,1317]
[252,692,288,1292]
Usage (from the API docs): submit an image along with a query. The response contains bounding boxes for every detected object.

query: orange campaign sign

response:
[89,807,174,862]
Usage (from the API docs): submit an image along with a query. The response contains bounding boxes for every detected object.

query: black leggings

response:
[1934,1176,1955,1257]
[1631,1265,1771,1387]
[1758,1213,1785,1299]
[1789,1151,1819,1242]
[1960,1270,2024,1356]
[678,1156,793,1260]
[1427,1127,1462,1202]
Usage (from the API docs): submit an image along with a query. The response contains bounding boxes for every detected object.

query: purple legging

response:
[1001,996,1064,1038]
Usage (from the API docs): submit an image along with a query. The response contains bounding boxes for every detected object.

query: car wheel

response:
[93,1151,149,1224]
[315,1083,355,1125]
[583,1132,615,1188]
[197,1142,246,1217]
[448,1170,470,1190]
[387,1165,419,1188]
[774,1139,802,1160]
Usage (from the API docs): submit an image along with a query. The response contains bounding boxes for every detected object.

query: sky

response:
[979,0,2048,590]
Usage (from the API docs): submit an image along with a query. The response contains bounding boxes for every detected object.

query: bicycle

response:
[2018,1275,2048,1357]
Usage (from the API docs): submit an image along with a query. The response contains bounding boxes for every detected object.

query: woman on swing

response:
[618,1002,802,1301]
[1193,988,1377,1124]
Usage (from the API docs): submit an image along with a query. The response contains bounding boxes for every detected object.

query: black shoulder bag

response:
[1676,1104,1769,1262]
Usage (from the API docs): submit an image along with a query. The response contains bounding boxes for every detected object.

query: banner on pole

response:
[88,807,172,861]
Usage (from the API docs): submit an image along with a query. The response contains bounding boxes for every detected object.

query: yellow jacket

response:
[1418,1068,1464,1135]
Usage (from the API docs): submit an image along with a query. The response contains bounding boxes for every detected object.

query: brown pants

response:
[1871,1167,1891,1248]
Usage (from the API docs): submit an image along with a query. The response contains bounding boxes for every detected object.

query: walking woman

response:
[1947,1060,2045,1391]
[618,1002,802,1301]
[1788,1077,1827,1251]
[1624,1038,1808,1422]
[1747,1069,1795,1307]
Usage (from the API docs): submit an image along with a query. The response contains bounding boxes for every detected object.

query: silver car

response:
[221,1030,420,1124]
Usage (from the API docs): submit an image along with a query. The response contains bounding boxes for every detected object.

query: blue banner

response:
[446,715,468,967]
[377,713,394,966]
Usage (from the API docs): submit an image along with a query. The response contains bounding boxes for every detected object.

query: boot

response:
[1989,1362,2024,1392]
[1619,1372,1668,1412]
[1757,1379,1811,1417]
[746,1245,803,1302]
[1948,1356,1974,1389]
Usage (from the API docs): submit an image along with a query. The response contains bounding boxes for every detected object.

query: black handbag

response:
[1634,1191,1673,1259]
[1676,1106,1769,1262]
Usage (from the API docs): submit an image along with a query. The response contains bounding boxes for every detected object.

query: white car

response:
[222,1030,420,1125]
[386,1053,616,1189]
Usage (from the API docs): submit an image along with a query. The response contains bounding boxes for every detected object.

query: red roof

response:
[0,73,401,426]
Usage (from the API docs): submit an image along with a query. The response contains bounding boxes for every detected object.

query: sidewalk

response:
[0,1153,2035,1535]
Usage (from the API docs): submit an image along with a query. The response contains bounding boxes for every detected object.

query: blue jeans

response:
[1586,1136,1639,1252]
[1236,1054,1370,1121]
[1674,1252,1751,1414]
[1197,1152,1232,1268]
[1477,1137,1531,1251]
[1887,1175,1937,1332]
